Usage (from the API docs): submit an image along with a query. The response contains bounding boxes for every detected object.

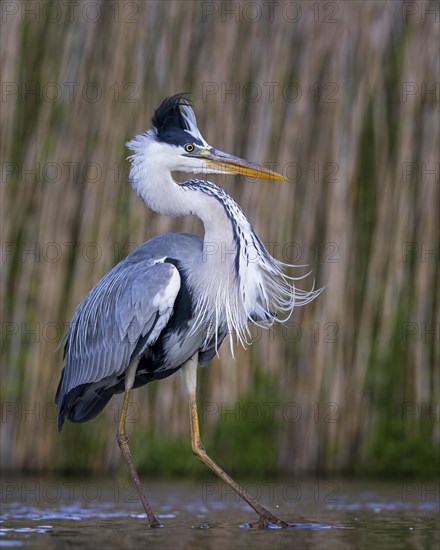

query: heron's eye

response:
[184,144,195,153]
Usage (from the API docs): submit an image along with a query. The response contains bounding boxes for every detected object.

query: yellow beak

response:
[198,148,287,181]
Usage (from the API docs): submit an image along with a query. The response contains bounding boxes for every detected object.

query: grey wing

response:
[56,259,180,411]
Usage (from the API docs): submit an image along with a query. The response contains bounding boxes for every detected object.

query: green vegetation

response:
[364,417,439,478]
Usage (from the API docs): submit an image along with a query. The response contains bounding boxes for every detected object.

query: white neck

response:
[128,136,240,266]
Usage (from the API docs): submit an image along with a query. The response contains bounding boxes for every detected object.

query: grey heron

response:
[56,94,321,528]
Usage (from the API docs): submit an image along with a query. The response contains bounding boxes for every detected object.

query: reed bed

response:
[1,0,438,476]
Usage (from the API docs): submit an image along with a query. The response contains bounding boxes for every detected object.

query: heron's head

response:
[127,94,286,181]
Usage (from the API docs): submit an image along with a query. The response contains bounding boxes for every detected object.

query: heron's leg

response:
[116,389,161,528]
[182,356,289,529]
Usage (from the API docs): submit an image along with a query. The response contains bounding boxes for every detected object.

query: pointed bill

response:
[201,148,287,181]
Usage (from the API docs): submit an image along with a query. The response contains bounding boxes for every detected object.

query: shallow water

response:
[1,478,438,549]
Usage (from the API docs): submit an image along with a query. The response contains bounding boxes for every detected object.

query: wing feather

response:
[56,260,181,402]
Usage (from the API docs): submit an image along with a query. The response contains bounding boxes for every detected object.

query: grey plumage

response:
[56,233,221,429]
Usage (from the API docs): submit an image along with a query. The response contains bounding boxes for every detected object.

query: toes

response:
[257,515,289,529]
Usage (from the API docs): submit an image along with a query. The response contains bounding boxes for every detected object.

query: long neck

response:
[128,145,252,269]
[183,179,256,270]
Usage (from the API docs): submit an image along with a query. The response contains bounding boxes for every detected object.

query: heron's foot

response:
[149,518,163,528]
[250,512,290,529]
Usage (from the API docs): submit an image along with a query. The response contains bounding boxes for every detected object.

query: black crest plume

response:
[152,93,194,144]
